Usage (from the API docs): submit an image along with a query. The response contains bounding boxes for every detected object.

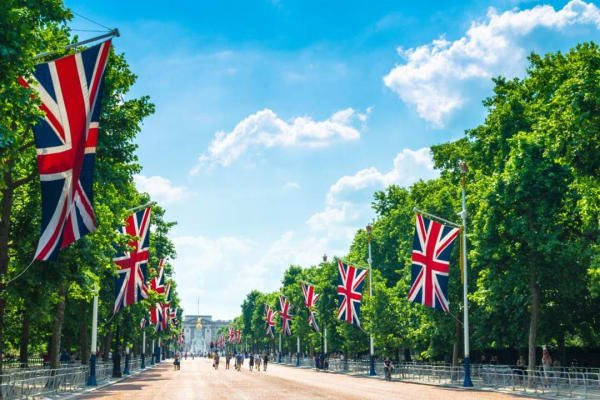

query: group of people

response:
[214,352,269,372]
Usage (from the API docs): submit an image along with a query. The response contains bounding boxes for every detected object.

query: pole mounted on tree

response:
[34,29,120,60]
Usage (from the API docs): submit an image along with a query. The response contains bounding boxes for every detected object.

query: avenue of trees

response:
[229,43,600,371]
[0,0,182,376]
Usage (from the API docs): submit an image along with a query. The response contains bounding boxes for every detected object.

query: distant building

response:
[183,315,230,354]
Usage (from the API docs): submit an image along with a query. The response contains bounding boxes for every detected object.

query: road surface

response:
[78,358,524,399]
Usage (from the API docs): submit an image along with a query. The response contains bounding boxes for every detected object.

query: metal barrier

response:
[272,359,600,399]
[0,357,149,399]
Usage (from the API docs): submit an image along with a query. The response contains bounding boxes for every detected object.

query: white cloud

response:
[191,107,368,173]
[134,174,187,204]
[383,0,600,126]
[173,232,328,319]
[307,148,438,241]
[283,181,301,191]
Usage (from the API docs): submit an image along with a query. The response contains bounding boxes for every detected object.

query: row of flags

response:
[20,38,181,335]
[257,214,460,337]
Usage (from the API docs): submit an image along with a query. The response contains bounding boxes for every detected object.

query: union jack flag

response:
[159,283,172,331]
[408,213,460,311]
[337,260,367,328]
[18,41,111,261]
[150,304,164,332]
[169,307,178,326]
[140,317,147,330]
[236,330,242,343]
[302,283,320,332]
[113,207,151,314]
[278,295,293,336]
[265,305,276,338]
[150,259,166,295]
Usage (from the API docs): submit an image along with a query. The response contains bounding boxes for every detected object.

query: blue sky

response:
[67,0,600,319]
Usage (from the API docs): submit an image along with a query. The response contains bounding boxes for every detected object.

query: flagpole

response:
[157,337,161,363]
[413,207,461,228]
[86,294,98,386]
[366,224,376,376]
[150,339,155,365]
[35,29,120,60]
[296,336,300,366]
[459,162,473,387]
[278,333,282,363]
[125,201,157,214]
[324,326,327,355]
[141,329,146,369]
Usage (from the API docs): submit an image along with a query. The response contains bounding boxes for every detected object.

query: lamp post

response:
[141,328,146,369]
[366,224,376,376]
[86,294,98,386]
[459,161,473,387]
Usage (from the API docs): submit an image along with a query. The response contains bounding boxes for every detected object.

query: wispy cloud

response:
[383,0,600,126]
[307,148,438,240]
[134,175,188,204]
[190,107,370,173]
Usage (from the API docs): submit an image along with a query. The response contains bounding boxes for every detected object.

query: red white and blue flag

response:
[265,305,276,338]
[301,283,320,332]
[150,304,164,332]
[278,295,293,336]
[140,317,147,330]
[113,207,151,314]
[408,213,460,312]
[337,260,367,328]
[149,259,166,331]
[18,41,111,261]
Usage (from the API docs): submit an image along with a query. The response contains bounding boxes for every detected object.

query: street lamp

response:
[366,224,376,376]
[458,161,473,387]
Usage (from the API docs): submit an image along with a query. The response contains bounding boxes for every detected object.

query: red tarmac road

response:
[78,358,524,400]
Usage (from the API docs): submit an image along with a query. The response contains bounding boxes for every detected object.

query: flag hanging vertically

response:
[113,207,151,314]
[408,213,460,311]
[265,305,276,338]
[140,317,147,330]
[278,295,293,336]
[301,282,320,332]
[336,260,367,328]
[18,41,111,261]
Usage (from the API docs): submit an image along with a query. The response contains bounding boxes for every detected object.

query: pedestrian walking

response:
[263,353,269,372]
[542,346,552,385]
[249,353,254,371]
[226,352,231,370]
[384,357,394,381]
[256,353,262,371]
[213,352,220,370]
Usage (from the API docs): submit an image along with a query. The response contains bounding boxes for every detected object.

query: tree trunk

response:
[19,306,30,368]
[452,315,461,367]
[50,283,67,369]
[0,167,16,392]
[102,330,112,361]
[79,304,89,364]
[528,272,540,374]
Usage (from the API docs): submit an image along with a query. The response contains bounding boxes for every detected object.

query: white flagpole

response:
[296,336,300,366]
[35,29,120,60]
[324,327,327,354]
[459,162,473,387]
[86,295,98,385]
[367,224,376,376]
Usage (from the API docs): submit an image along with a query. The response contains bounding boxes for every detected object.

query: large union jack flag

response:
[337,260,367,328]
[278,295,293,336]
[265,305,276,338]
[408,213,460,312]
[301,283,320,332]
[113,207,151,314]
[18,41,111,261]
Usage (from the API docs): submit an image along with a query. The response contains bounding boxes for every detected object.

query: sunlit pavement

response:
[75,357,525,400]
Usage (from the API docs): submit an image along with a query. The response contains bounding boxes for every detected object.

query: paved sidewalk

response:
[73,358,525,400]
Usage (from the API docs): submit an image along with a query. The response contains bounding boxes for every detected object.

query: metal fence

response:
[0,357,150,400]
[272,358,600,399]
